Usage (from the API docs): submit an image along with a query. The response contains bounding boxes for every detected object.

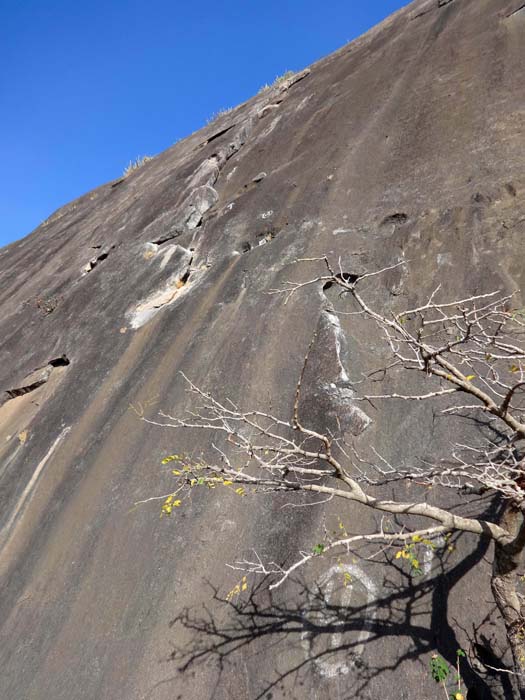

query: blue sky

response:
[0,1,409,248]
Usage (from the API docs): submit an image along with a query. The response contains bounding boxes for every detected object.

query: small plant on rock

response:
[430,649,467,699]
[123,155,153,176]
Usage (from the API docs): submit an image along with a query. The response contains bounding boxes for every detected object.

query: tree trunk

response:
[491,503,525,698]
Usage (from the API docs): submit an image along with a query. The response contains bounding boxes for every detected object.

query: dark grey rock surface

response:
[1,1,525,698]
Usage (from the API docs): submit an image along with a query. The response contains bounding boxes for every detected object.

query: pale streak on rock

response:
[301,563,378,678]
[0,427,71,546]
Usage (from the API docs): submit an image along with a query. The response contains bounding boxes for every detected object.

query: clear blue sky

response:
[0,1,409,248]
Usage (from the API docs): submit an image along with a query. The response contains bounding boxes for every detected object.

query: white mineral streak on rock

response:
[325,311,350,382]
[437,252,452,267]
[296,94,313,111]
[323,311,372,434]
[301,563,378,678]
[159,244,178,270]
[1,427,71,544]
[259,115,281,138]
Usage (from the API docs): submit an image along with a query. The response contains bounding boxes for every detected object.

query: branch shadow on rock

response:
[159,525,516,700]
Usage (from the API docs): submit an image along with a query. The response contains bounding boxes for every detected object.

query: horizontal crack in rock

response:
[507,3,525,17]
[380,212,409,227]
[203,123,236,146]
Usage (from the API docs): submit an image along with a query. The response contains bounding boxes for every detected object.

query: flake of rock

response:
[258,104,280,119]
[183,185,219,229]
[277,67,311,92]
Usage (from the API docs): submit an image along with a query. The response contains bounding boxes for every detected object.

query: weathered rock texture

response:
[1,1,525,698]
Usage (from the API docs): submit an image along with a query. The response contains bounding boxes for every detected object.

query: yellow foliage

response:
[226,576,248,601]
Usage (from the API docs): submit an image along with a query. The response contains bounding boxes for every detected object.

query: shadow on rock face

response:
[159,514,514,700]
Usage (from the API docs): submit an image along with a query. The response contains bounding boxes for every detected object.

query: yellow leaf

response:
[235,487,245,496]
[172,470,181,476]
[223,480,233,486]
[395,551,403,559]
[465,375,476,381]
[226,584,240,601]
[510,365,521,373]
[173,500,182,507]
[411,534,421,543]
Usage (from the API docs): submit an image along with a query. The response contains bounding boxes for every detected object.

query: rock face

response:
[1,1,525,698]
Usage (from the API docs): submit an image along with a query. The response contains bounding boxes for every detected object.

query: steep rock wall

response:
[1,1,525,698]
